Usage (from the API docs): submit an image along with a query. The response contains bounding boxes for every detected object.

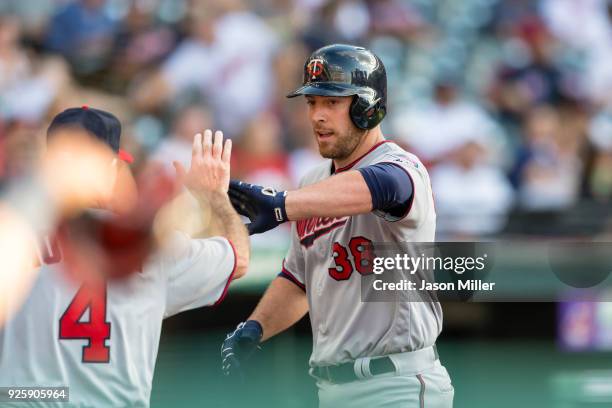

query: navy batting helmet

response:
[287,44,387,130]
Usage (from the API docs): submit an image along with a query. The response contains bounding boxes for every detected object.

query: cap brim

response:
[286,82,359,98]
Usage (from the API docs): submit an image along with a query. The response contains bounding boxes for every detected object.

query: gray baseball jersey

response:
[0,232,236,407]
[282,140,441,366]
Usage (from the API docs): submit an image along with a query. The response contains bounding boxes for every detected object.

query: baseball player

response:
[222,44,454,407]
[0,106,249,407]
[0,127,124,328]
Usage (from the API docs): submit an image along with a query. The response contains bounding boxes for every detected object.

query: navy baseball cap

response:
[47,105,133,163]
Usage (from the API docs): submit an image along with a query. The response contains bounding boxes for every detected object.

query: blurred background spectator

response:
[510,105,582,211]
[0,0,610,242]
[149,103,214,174]
[432,134,514,238]
[130,0,279,138]
[45,0,118,76]
[392,73,505,167]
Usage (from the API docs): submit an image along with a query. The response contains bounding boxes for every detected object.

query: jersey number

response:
[59,284,111,363]
[328,237,374,281]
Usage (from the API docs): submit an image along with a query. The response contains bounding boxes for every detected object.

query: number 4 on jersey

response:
[59,283,111,363]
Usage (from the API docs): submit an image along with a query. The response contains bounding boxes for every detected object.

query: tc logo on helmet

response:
[307,59,325,80]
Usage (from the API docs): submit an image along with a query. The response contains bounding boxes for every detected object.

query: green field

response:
[151,331,612,408]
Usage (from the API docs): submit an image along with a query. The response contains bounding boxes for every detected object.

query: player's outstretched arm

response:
[174,130,250,279]
[229,162,413,234]
[228,171,371,234]
[285,170,372,220]
[221,276,308,377]
[285,162,414,221]
[204,192,250,280]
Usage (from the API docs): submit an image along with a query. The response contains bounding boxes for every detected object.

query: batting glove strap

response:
[228,180,288,235]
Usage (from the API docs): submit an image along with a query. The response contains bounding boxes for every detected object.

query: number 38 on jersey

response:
[328,237,375,281]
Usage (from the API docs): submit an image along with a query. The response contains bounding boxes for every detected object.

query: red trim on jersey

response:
[213,239,238,306]
[334,140,395,173]
[376,161,416,221]
[280,259,306,291]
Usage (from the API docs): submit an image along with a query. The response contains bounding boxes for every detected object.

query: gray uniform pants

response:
[316,347,454,408]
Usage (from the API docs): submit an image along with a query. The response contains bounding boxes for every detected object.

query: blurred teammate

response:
[0,126,121,328]
[222,45,454,407]
[0,106,249,407]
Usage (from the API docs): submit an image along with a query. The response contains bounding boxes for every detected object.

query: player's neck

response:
[333,127,385,170]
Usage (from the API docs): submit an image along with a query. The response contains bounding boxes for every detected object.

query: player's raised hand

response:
[174,130,232,200]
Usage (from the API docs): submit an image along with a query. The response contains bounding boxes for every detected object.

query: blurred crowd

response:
[0,0,611,241]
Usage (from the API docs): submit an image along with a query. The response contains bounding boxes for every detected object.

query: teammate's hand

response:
[221,321,263,379]
[174,130,232,200]
[228,180,288,235]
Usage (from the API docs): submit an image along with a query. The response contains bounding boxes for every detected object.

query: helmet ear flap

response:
[350,95,386,130]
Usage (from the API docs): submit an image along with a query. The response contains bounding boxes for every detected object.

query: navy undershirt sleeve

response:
[358,162,413,218]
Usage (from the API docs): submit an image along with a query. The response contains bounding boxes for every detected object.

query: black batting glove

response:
[221,320,263,379]
[228,180,288,235]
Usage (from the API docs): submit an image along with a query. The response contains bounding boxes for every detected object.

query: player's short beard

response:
[317,126,366,160]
